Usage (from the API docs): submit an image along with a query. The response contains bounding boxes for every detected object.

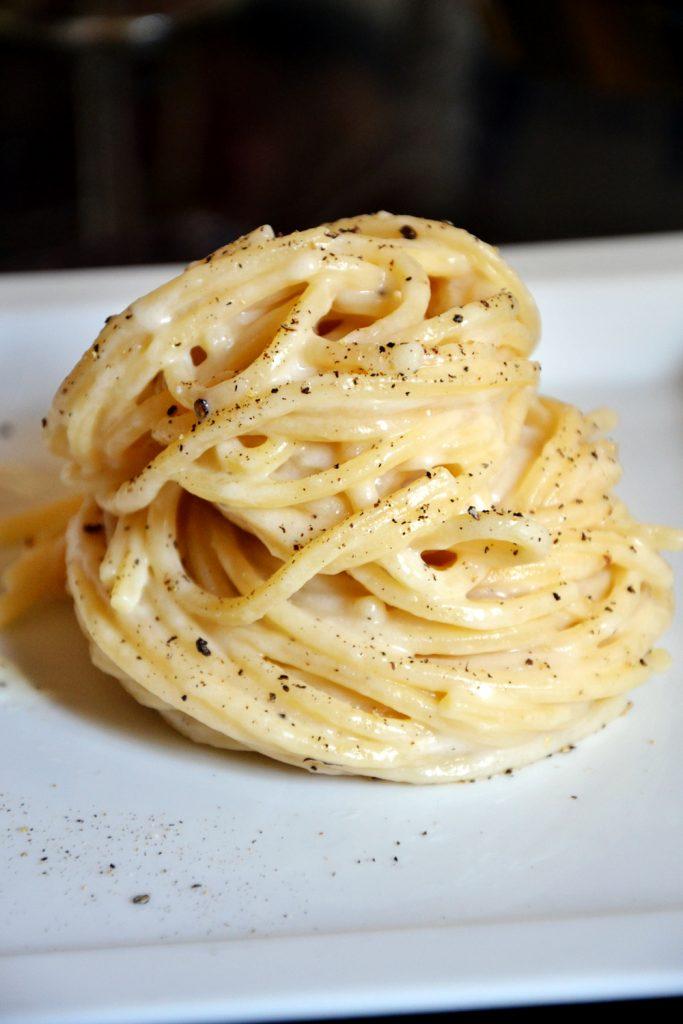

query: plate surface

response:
[1,235,682,1024]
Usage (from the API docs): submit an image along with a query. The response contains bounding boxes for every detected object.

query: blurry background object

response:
[1,0,682,270]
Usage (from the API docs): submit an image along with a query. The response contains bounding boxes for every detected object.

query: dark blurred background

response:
[2,0,683,271]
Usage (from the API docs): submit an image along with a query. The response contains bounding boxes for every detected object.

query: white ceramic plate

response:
[1,235,682,1024]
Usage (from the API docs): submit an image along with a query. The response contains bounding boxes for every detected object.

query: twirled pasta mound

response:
[37,213,681,781]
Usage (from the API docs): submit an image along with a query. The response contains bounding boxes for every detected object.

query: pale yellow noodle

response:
[1,212,680,782]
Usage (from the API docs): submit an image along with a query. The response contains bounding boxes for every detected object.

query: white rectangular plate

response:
[1,234,682,1024]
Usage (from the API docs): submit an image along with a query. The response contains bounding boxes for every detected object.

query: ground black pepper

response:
[194,398,210,421]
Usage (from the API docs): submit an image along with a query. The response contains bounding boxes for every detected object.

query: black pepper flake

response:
[83,522,103,534]
[269,692,276,701]
[453,314,463,323]
[467,505,480,520]
[196,637,211,657]
[399,225,417,239]
[166,405,178,416]
[300,386,311,394]
[193,397,210,421]
[131,894,150,904]
[181,695,188,701]
[41,417,47,428]
[552,592,561,601]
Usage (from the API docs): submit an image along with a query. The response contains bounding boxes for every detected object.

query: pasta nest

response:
[42,212,679,782]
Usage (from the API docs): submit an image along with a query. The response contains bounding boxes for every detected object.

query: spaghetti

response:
[3,213,681,782]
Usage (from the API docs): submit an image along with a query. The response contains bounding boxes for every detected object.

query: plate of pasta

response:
[1,218,682,1023]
